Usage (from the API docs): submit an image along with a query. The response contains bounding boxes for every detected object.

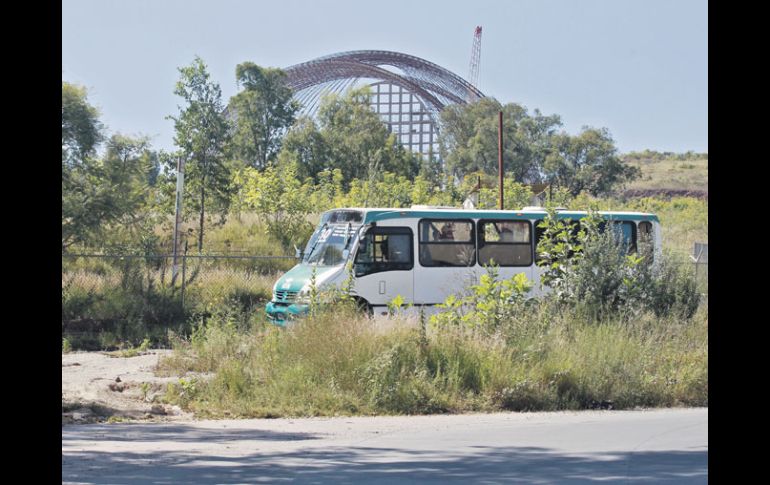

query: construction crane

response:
[467,26,482,99]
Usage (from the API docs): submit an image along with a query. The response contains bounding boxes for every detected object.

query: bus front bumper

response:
[265,301,309,325]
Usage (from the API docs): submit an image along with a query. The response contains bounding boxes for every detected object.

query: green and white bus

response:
[265,206,660,322]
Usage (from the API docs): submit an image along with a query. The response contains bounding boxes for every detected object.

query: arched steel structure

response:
[284,50,485,159]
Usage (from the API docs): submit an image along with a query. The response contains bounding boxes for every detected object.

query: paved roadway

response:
[62,407,707,484]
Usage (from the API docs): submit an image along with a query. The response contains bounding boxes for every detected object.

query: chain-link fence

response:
[62,245,708,349]
[62,252,297,349]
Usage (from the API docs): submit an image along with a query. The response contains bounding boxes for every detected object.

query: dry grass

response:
[626,157,708,192]
[159,302,708,418]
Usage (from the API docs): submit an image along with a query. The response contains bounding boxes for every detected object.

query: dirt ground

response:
[61,315,420,425]
[61,350,197,424]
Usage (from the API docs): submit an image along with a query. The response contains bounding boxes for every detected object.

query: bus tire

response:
[353,297,373,317]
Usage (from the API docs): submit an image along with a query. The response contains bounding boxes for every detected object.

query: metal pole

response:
[498,110,504,210]
[181,240,188,310]
[171,156,186,285]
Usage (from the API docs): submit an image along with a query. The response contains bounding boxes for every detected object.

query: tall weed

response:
[160,298,707,417]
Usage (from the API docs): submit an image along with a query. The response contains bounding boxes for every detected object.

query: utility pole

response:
[171,156,186,285]
[498,110,504,210]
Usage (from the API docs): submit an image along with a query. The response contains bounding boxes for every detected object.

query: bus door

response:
[353,226,414,308]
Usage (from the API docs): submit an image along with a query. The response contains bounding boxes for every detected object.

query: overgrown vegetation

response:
[157,210,707,417]
[61,246,285,350]
[159,299,706,417]
[535,209,700,319]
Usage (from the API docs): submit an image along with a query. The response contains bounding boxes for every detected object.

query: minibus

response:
[265,206,660,322]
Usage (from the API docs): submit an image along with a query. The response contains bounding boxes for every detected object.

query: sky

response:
[62,0,707,155]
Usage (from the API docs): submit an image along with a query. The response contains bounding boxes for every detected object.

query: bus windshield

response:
[303,223,359,266]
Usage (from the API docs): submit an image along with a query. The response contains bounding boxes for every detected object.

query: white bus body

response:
[265,207,661,322]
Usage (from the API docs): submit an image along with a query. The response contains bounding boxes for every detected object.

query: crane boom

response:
[468,26,483,97]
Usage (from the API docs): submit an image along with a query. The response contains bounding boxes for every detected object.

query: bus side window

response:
[354,227,413,276]
[614,221,637,254]
[478,220,532,266]
[419,219,476,267]
[638,221,653,258]
[597,220,636,254]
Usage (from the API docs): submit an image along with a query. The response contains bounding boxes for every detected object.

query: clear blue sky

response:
[62,0,707,154]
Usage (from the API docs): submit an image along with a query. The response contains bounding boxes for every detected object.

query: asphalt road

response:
[62,407,707,484]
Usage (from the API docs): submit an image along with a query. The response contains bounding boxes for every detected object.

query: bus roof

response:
[324,207,659,223]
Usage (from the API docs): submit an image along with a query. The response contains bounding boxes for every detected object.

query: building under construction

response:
[284,31,485,161]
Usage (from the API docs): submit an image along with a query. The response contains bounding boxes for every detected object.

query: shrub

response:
[535,209,700,319]
[641,254,701,319]
[430,264,532,335]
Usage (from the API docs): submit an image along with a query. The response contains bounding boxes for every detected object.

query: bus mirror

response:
[294,245,303,259]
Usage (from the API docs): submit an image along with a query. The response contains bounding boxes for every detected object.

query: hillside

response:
[622,153,708,198]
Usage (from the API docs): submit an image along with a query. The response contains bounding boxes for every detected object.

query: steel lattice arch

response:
[284,50,485,160]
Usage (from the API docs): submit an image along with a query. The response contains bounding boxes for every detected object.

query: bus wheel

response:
[354,297,372,317]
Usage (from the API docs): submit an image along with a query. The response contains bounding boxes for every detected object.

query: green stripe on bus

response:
[364,210,659,223]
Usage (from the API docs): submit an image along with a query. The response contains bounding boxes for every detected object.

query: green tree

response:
[240,161,315,249]
[62,82,103,169]
[99,134,162,249]
[280,115,330,182]
[62,82,105,249]
[544,127,640,197]
[63,84,155,250]
[168,56,233,252]
[280,87,421,188]
[439,97,561,183]
[229,63,299,170]
[62,98,158,250]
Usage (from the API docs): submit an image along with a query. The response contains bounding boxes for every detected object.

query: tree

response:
[168,57,233,252]
[63,82,104,249]
[62,81,162,250]
[99,134,162,248]
[544,127,640,197]
[439,98,562,183]
[229,63,299,170]
[239,161,315,249]
[62,82,104,168]
[440,98,638,198]
[277,87,421,188]
[63,83,154,250]
[280,115,330,182]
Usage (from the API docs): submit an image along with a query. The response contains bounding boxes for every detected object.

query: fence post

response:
[181,240,188,311]
[691,242,708,297]
[171,156,186,285]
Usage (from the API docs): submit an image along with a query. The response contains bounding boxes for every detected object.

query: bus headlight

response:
[296,289,311,304]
